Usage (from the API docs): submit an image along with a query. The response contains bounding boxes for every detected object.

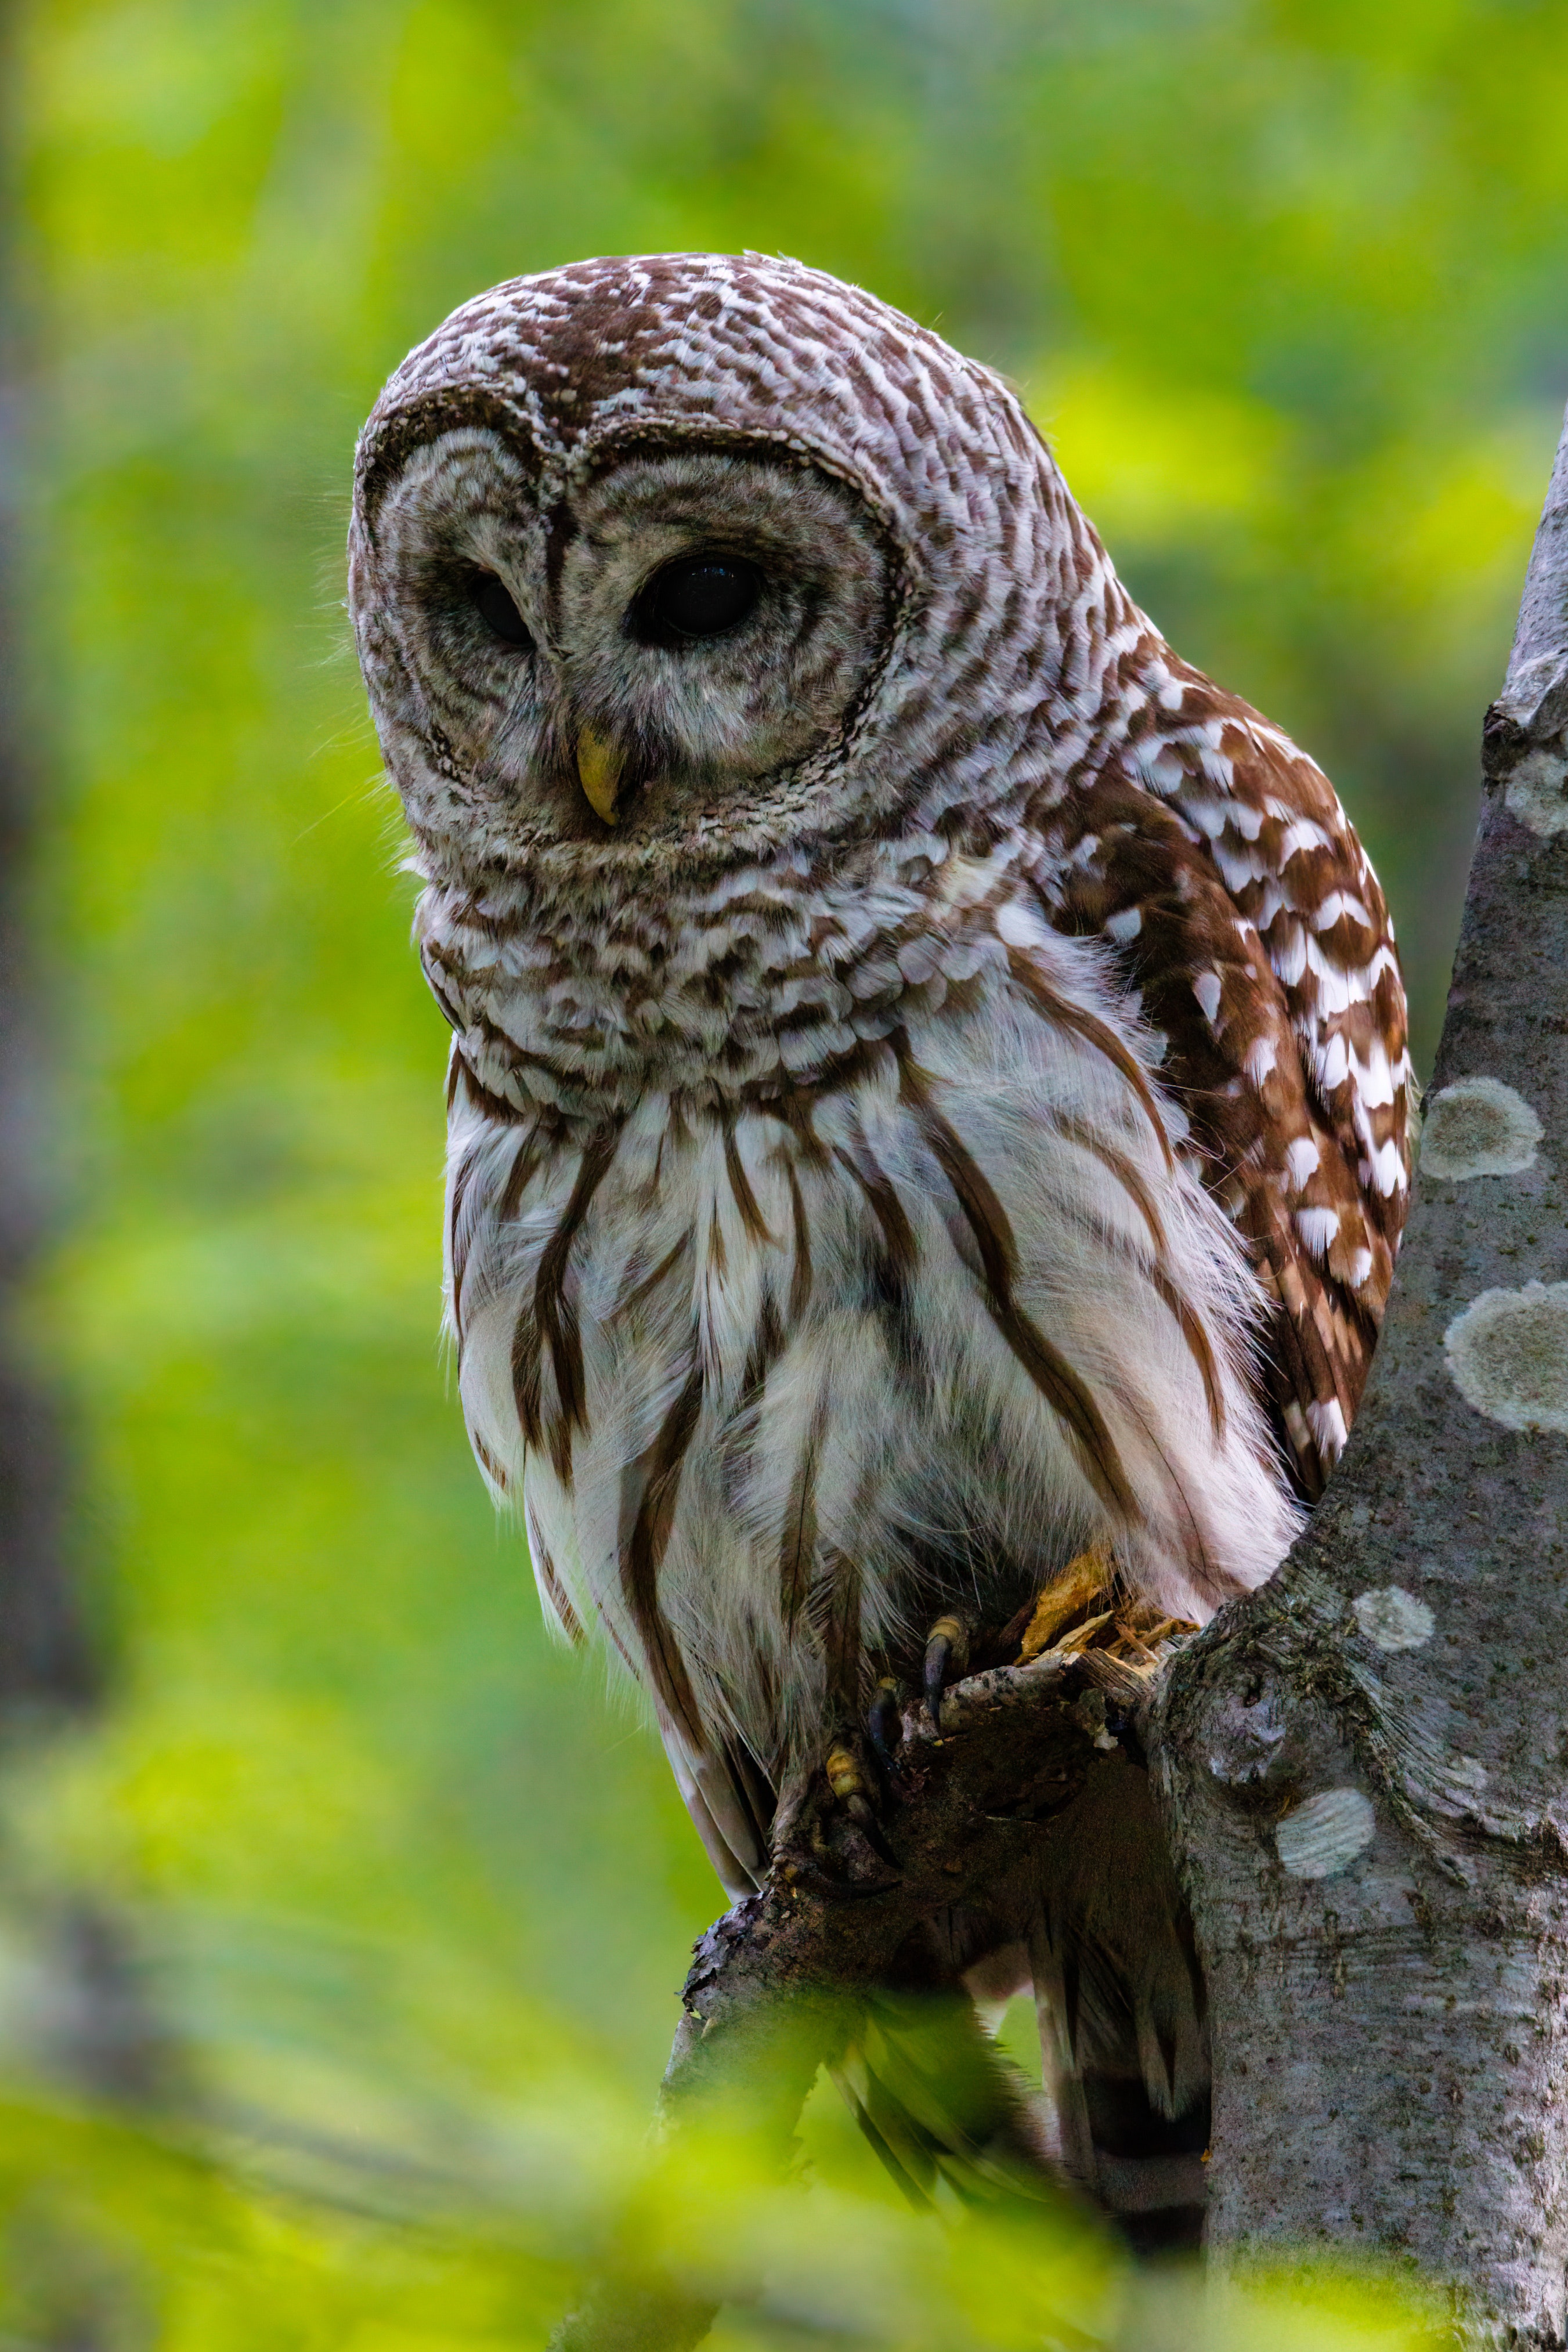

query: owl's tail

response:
[1029,1749,1211,2253]
[829,1751,1209,2256]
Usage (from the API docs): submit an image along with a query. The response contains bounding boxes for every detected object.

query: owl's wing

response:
[1032,656,1414,1497]
[663,1719,775,1902]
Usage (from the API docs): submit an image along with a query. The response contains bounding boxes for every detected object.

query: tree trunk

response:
[1158,403,1568,2343]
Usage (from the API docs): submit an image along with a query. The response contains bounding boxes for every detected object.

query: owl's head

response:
[349,255,1103,899]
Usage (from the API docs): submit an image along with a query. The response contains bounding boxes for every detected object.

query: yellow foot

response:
[1016,1541,1198,1676]
[822,1734,899,1869]
[1017,1542,1115,1663]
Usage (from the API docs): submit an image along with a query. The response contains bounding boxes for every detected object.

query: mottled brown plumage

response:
[1036,652,1409,1495]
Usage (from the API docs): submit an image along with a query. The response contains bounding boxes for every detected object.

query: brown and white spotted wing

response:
[1034,646,1414,1498]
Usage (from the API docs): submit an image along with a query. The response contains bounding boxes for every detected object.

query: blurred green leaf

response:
[8,0,1564,2337]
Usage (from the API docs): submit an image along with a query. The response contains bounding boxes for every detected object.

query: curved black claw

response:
[824,1743,902,1872]
[867,1677,902,1769]
[846,1793,899,1866]
[923,1612,971,1732]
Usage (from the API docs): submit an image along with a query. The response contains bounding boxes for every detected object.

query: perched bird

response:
[348,254,1412,2244]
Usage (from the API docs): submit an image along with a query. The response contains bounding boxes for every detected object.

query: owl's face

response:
[355,419,895,880]
[354,254,1092,908]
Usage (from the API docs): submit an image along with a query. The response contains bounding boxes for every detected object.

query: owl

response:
[349,254,1412,2245]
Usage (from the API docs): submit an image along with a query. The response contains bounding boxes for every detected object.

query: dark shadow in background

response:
[0,1,92,1719]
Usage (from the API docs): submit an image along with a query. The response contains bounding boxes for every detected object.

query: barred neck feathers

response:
[422,822,1091,1121]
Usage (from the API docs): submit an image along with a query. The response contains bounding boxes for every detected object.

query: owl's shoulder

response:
[1023,652,1414,1495]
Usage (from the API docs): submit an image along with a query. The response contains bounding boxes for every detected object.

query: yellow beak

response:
[576,727,623,827]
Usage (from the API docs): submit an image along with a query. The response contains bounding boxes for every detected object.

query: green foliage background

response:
[4,0,1567,2339]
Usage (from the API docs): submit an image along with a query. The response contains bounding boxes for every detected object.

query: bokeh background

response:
[2,1,1566,2340]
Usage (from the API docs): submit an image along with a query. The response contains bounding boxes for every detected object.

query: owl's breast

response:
[440,904,1300,1813]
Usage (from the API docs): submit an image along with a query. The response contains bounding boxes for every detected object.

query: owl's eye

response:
[470,570,533,648]
[640,555,761,642]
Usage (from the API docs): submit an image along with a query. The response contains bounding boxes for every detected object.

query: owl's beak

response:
[576,727,623,827]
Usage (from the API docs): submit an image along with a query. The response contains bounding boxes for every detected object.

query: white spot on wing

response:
[1306,1397,1347,1457]
[1294,1206,1339,1258]
[1279,818,1334,864]
[1313,890,1372,932]
[1271,924,1308,987]
[1371,1138,1406,1196]
[1315,1034,1349,1090]
[1193,971,1223,1025]
[1285,1135,1320,1189]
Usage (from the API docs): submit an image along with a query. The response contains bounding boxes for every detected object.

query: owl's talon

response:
[823,1741,901,1872]
[923,1637,950,1729]
[844,1790,900,1868]
[867,1677,902,1766]
[785,1861,898,1902]
[923,1613,971,1731]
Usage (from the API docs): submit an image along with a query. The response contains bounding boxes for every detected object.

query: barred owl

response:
[349,254,1411,2242]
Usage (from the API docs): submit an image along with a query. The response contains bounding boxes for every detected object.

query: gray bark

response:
[1158,404,1568,2344]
